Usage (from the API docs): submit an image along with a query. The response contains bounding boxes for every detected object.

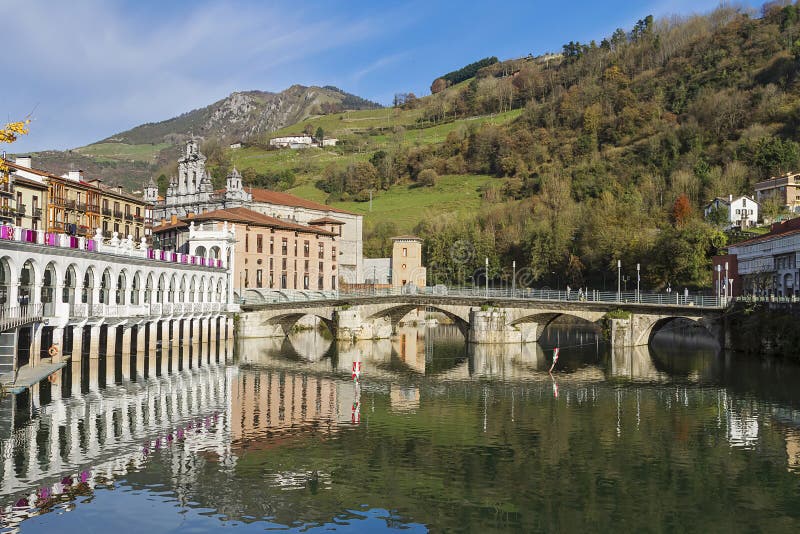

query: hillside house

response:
[703,195,758,229]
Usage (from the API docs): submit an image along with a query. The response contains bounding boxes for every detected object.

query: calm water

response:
[2,322,800,532]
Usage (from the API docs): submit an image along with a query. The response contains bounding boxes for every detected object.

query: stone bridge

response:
[239,295,726,347]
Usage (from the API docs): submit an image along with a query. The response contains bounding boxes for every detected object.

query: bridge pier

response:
[467,309,521,344]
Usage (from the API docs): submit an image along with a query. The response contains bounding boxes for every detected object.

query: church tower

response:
[143,177,159,204]
[224,167,251,206]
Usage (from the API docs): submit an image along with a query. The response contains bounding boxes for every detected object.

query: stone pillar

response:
[88,325,101,359]
[29,323,43,367]
[50,326,65,363]
[105,326,117,386]
[467,309,521,344]
[171,320,180,371]
[180,320,190,369]
[192,318,202,367]
[121,327,133,381]
[71,326,83,362]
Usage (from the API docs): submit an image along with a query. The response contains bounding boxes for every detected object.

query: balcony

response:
[0,206,13,219]
[124,213,133,221]
[87,204,100,213]
[32,208,42,218]
[65,199,77,210]
[16,204,26,216]
[113,210,123,219]
[102,208,111,216]
[52,198,66,207]
[0,182,14,196]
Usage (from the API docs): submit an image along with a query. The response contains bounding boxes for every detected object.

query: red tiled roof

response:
[192,207,334,236]
[152,219,190,233]
[731,217,800,248]
[248,188,357,215]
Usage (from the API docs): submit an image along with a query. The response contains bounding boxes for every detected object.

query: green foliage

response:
[438,57,499,86]
[706,204,729,228]
[605,309,632,319]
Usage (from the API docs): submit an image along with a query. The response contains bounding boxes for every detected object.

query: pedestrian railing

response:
[0,304,43,331]
[239,286,726,309]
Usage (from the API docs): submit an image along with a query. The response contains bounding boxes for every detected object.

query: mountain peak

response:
[100,85,381,146]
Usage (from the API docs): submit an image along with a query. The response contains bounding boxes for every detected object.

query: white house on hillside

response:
[703,194,759,228]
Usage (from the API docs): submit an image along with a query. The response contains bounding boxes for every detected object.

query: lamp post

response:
[637,263,640,303]
[724,261,729,302]
[716,264,722,304]
[485,257,489,299]
[617,260,621,302]
[512,260,516,296]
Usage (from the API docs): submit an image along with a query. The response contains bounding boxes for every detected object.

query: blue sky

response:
[5,0,762,153]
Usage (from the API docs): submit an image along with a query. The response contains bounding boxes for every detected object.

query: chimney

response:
[66,170,83,182]
[170,214,178,224]
[729,194,732,202]
[15,156,31,168]
[161,217,166,225]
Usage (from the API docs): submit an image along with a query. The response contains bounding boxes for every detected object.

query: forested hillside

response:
[357,3,800,290]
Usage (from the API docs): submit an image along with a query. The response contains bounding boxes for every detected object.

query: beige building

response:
[153,206,339,293]
[5,157,152,240]
[391,235,426,288]
[0,162,48,231]
[755,172,800,213]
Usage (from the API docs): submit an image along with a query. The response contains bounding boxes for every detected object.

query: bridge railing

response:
[0,304,43,331]
[338,286,726,308]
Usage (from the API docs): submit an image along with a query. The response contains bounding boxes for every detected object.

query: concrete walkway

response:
[1,361,66,394]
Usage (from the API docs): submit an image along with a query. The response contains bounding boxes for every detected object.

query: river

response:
[1,321,800,532]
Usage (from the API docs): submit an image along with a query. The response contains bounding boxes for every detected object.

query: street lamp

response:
[716,264,722,304]
[485,257,489,298]
[724,261,729,302]
[512,260,516,296]
[617,260,621,302]
[637,263,640,303]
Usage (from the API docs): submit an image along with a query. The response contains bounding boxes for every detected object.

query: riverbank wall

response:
[727,302,800,360]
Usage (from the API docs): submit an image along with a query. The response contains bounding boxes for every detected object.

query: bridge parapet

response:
[239,295,725,347]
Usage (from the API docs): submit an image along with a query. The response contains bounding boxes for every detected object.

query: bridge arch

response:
[636,316,720,347]
[264,312,336,337]
[366,304,470,337]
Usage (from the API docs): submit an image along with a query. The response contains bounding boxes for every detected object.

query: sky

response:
[4,0,764,153]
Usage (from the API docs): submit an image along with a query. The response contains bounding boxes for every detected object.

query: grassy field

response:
[326,174,493,234]
[76,142,168,163]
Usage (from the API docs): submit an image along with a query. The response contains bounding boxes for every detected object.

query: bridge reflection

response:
[238,325,712,385]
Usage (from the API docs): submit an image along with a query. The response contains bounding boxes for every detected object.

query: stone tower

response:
[143,177,159,204]
[391,236,426,288]
[224,167,251,206]
[176,139,207,206]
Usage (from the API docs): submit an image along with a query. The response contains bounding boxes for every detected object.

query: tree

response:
[431,78,449,94]
[671,194,693,227]
[315,127,324,143]
[706,204,730,228]
[417,168,438,187]
[0,120,30,174]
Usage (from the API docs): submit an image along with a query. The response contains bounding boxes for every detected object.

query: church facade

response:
[145,141,363,282]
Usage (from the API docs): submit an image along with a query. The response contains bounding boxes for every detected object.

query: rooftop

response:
[191,207,335,236]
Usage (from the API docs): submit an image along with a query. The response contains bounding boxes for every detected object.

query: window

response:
[256,269,263,288]
[304,260,309,271]
[318,243,324,259]
[113,223,119,233]
[402,264,406,269]
[282,238,288,255]
[32,195,38,210]
[294,240,298,256]
[319,261,324,272]
[304,240,310,257]
[332,246,336,261]
[269,272,274,288]
[270,238,274,254]
[303,275,309,289]
[318,276,324,290]
[332,275,336,289]
[244,269,249,288]
[257,234,263,253]
[281,274,287,289]
[403,247,408,257]
[736,209,740,214]
[125,224,130,237]
[245,234,249,252]
[282,258,287,270]
[269,258,273,270]
[293,272,297,289]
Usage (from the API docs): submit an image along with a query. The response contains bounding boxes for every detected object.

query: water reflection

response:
[3,322,800,532]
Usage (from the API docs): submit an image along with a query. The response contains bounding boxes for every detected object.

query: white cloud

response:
[4,0,386,151]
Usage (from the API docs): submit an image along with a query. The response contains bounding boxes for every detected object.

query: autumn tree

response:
[0,120,30,174]
[671,194,693,227]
